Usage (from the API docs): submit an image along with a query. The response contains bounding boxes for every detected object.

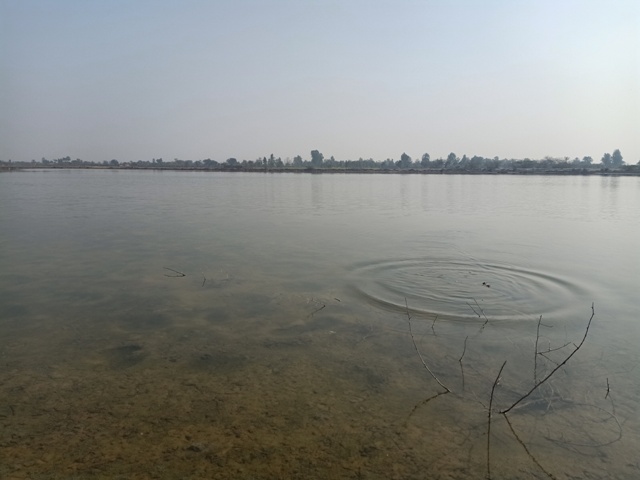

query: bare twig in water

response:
[163,267,186,277]
[474,298,489,329]
[201,271,207,287]
[487,360,507,480]
[459,336,468,363]
[459,336,468,390]
[431,314,438,334]
[542,403,622,447]
[467,302,481,317]
[406,391,450,424]
[534,315,542,383]
[503,413,557,480]
[309,303,326,317]
[605,378,610,399]
[500,303,595,415]
[538,341,572,354]
[405,298,450,393]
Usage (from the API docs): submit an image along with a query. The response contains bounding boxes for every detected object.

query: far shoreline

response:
[2,164,639,176]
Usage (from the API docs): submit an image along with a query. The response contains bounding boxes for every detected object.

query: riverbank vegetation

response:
[2,149,638,175]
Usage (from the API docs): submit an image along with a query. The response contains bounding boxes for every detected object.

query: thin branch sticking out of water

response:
[467,302,481,317]
[487,360,507,480]
[163,267,186,277]
[405,298,450,393]
[534,315,542,383]
[459,335,468,363]
[500,303,595,415]
[308,298,326,317]
[475,298,490,329]
[538,341,572,354]
[468,299,489,329]
[459,335,468,390]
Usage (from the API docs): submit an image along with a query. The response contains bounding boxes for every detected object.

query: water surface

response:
[1,170,638,479]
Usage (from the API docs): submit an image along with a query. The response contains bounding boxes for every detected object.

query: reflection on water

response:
[0,170,639,479]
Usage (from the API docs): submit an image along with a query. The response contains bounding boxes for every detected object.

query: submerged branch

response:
[534,315,542,383]
[163,267,186,277]
[406,391,450,424]
[500,304,595,415]
[487,360,507,480]
[474,298,490,329]
[459,335,468,363]
[405,298,450,393]
[504,413,557,479]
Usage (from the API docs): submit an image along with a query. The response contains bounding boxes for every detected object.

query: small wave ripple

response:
[348,258,589,321]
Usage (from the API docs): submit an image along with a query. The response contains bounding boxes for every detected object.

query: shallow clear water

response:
[1,170,638,479]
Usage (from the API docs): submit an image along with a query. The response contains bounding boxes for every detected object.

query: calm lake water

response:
[1,169,639,479]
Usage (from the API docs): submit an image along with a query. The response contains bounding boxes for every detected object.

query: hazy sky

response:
[1,0,638,163]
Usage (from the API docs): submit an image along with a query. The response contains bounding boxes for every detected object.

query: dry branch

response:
[487,360,507,480]
[500,304,595,415]
[163,267,186,277]
[405,298,450,393]
[474,298,489,328]
[459,336,468,363]
[406,391,450,423]
[534,315,542,383]
[503,413,557,480]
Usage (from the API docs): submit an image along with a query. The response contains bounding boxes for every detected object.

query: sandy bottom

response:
[1,272,638,480]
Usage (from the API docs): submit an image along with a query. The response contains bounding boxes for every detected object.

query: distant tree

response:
[431,158,444,169]
[292,155,303,167]
[324,155,337,168]
[582,156,593,165]
[110,159,119,166]
[421,153,430,167]
[445,152,459,169]
[601,153,612,168]
[226,158,238,166]
[399,152,412,169]
[611,149,623,167]
[310,150,324,168]
[381,158,395,169]
[469,155,485,170]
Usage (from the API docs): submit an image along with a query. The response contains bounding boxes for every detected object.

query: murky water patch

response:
[348,257,591,321]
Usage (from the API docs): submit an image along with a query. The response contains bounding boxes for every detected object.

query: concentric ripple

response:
[348,258,590,321]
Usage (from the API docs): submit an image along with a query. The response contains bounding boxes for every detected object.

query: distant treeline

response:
[2,149,638,174]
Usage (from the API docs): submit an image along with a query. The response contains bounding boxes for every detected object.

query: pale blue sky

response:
[1,0,638,163]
